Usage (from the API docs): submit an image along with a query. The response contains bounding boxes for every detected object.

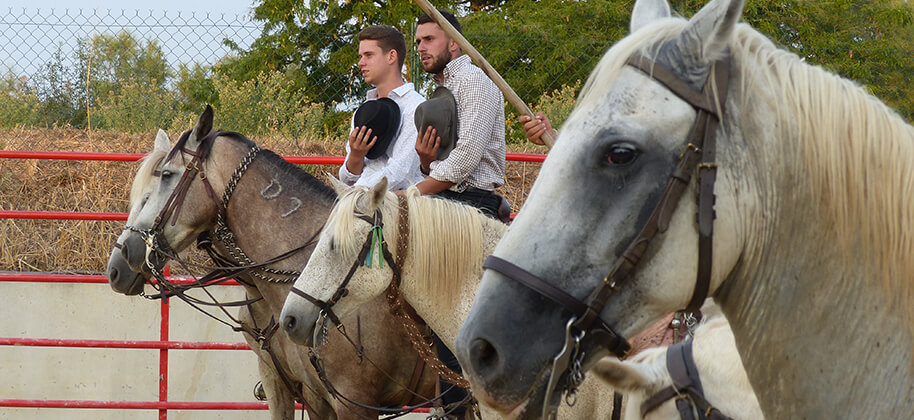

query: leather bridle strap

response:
[287,212,378,327]
[482,52,730,359]
[640,339,734,420]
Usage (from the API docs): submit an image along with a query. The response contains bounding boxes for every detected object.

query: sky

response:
[3,0,257,15]
[2,0,261,77]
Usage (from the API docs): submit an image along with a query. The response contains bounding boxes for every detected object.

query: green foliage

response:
[678,0,914,121]
[211,71,341,141]
[176,63,219,112]
[463,0,629,106]
[77,31,171,102]
[93,79,181,133]
[220,0,434,105]
[505,81,580,144]
[0,73,42,127]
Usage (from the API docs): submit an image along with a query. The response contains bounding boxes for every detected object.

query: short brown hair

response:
[358,25,406,68]
[417,10,462,34]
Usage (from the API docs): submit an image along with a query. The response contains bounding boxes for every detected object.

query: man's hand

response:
[344,126,377,176]
[415,125,440,174]
[519,112,554,146]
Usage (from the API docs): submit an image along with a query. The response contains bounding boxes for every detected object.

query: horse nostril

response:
[283,315,297,332]
[109,267,119,282]
[469,338,500,372]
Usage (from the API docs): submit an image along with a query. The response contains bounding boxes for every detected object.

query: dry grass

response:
[0,128,544,272]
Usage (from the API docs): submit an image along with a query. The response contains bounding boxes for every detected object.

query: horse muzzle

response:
[279,301,319,346]
[106,248,147,296]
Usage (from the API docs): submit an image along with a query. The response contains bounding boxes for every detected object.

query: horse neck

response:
[398,214,505,349]
[714,74,914,417]
[216,150,334,305]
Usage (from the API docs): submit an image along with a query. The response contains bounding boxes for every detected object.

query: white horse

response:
[280,179,623,419]
[456,0,914,418]
[593,303,763,420]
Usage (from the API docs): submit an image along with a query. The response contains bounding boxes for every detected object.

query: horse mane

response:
[326,185,502,301]
[578,15,914,327]
[130,147,166,208]
[730,24,914,324]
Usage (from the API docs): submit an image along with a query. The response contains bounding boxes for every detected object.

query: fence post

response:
[159,265,170,420]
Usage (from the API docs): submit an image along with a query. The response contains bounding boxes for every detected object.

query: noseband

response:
[483,51,730,419]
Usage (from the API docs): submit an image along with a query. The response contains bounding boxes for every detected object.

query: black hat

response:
[353,97,401,159]
[414,87,458,160]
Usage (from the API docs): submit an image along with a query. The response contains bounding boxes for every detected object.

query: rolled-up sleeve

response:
[429,73,503,186]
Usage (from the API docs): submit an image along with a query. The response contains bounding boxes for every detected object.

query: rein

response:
[640,339,733,420]
[288,195,475,416]
[483,51,731,419]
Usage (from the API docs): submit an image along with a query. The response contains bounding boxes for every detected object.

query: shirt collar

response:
[440,54,470,84]
[366,81,414,100]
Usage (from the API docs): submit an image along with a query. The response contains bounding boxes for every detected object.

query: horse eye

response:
[160,170,173,179]
[606,145,638,165]
[141,193,150,206]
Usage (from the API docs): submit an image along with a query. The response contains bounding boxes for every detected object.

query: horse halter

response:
[483,51,731,419]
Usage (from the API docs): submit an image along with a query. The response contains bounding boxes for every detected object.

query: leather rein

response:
[482,51,730,419]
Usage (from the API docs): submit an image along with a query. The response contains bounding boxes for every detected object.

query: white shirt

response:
[339,82,426,191]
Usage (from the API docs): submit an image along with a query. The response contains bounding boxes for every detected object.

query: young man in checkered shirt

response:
[414,10,507,219]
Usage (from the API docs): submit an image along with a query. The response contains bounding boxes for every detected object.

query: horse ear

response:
[154,129,171,153]
[674,0,744,64]
[591,357,656,392]
[326,174,350,195]
[630,0,671,33]
[187,105,214,151]
[370,177,388,208]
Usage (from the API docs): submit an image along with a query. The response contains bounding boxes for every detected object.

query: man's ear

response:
[388,49,397,66]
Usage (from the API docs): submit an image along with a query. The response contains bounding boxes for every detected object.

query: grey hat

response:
[414,87,458,160]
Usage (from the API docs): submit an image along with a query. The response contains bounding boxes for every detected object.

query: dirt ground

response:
[0,127,545,273]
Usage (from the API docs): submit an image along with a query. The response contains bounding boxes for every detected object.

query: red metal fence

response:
[0,149,545,418]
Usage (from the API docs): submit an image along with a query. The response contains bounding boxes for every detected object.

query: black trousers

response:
[434,334,469,414]
[436,187,502,219]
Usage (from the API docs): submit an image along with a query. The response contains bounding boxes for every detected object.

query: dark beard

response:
[422,49,451,74]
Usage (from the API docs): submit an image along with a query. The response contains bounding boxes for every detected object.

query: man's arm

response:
[415,176,454,195]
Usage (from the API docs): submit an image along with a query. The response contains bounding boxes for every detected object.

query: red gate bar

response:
[0,273,241,286]
[0,399,276,410]
[0,210,128,221]
[0,150,544,163]
[0,337,249,350]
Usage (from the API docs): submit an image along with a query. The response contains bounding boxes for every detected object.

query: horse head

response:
[280,177,401,346]
[106,106,230,295]
[456,0,751,416]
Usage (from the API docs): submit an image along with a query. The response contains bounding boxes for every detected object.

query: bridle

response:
[483,51,731,419]
[288,195,475,417]
[640,338,733,420]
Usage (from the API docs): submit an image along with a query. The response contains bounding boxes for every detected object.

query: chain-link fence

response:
[0,7,606,142]
[1,8,259,82]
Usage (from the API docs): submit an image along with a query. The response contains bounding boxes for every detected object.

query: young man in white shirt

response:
[339,25,425,191]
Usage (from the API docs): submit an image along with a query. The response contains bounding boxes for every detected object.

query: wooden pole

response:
[413,0,555,149]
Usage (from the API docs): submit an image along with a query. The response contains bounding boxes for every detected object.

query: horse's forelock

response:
[129,149,167,208]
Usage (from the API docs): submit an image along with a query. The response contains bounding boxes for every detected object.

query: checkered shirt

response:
[429,54,506,192]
